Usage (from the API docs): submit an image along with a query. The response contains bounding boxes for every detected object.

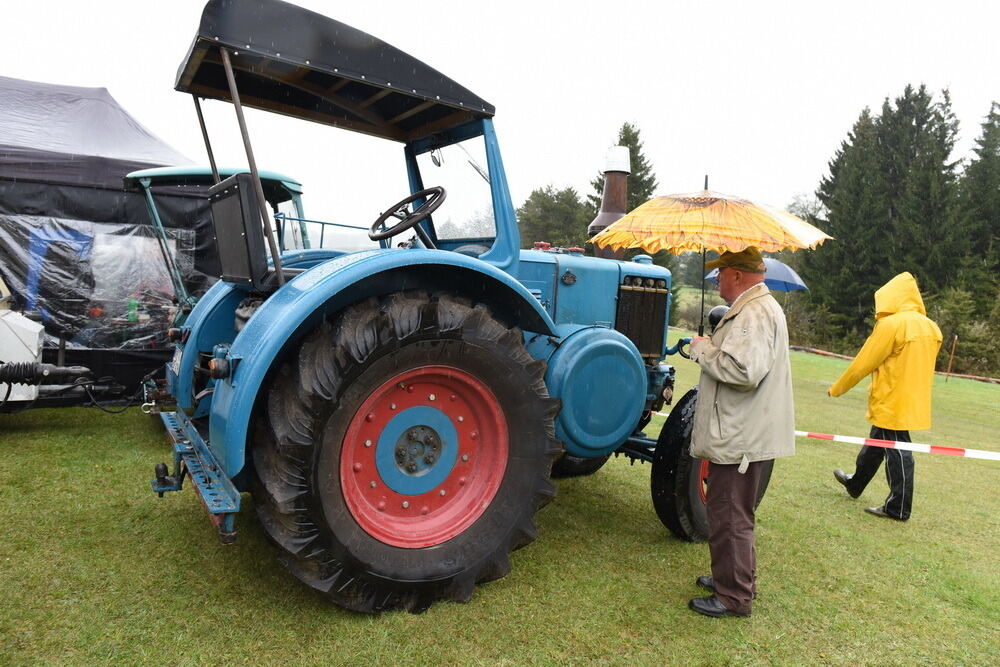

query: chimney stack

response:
[587,146,630,260]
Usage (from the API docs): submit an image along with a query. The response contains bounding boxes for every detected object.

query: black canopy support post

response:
[219,47,285,287]
[192,95,221,185]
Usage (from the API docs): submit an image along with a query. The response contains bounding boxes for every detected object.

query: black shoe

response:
[864,506,907,521]
[688,595,749,618]
[834,469,861,498]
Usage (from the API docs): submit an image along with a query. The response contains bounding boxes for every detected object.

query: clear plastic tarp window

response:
[0,216,194,349]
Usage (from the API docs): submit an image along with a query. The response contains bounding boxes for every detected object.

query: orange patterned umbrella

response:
[590,189,831,254]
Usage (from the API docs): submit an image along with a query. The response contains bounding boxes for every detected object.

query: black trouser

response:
[845,426,914,520]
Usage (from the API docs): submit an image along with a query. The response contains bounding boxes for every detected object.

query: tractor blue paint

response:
[205,249,557,478]
[375,406,459,496]
[536,325,646,458]
[170,248,345,410]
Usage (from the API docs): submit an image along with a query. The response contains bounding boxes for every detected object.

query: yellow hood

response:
[874,272,926,320]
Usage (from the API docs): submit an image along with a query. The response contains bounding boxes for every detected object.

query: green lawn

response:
[2,333,998,665]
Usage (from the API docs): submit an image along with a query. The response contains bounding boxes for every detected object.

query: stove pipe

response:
[587,145,630,260]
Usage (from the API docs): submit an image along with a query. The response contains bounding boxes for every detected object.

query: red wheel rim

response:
[697,459,710,505]
[340,365,508,548]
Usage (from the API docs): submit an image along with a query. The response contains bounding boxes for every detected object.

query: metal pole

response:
[699,174,708,336]
[192,95,221,185]
[139,179,193,310]
[699,248,706,336]
[219,47,284,286]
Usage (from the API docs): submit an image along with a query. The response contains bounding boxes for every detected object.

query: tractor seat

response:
[452,243,491,258]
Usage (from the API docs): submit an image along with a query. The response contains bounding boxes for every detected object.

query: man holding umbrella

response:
[686,247,796,618]
[590,186,829,616]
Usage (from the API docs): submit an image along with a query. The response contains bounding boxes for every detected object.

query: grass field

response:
[2,331,998,665]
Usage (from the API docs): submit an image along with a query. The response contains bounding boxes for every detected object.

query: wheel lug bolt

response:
[398,382,406,389]
[457,416,464,422]
[439,489,447,496]
[428,393,436,401]
[364,439,372,447]
[353,463,362,472]
[390,403,396,410]
[462,454,469,462]
[402,501,409,509]
[370,481,377,488]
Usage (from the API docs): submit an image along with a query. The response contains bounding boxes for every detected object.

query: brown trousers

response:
[707,460,766,615]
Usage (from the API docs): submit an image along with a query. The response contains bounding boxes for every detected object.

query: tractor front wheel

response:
[650,388,773,542]
[250,292,560,613]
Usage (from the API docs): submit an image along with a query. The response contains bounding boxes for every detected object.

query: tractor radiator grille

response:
[615,283,668,360]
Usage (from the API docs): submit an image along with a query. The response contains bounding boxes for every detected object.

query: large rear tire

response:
[650,388,773,542]
[250,291,560,613]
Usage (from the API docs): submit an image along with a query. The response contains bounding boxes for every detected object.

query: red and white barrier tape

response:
[793,431,1000,462]
[651,412,999,461]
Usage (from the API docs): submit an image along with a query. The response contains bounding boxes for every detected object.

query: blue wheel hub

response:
[375,406,458,495]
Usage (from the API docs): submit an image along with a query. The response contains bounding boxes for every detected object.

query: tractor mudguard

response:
[206,248,558,479]
[170,248,346,410]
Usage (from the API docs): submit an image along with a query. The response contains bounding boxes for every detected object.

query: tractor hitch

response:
[152,410,240,544]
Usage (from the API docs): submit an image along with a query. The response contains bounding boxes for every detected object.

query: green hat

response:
[705,247,766,273]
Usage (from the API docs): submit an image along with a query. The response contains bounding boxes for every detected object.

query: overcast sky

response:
[3,0,997,242]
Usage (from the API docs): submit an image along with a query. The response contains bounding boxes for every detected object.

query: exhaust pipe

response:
[587,145,630,260]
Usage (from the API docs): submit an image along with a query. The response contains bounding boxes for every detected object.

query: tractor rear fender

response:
[172,249,345,410]
[208,248,557,481]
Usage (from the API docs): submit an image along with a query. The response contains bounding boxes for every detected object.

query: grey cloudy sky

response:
[3,0,997,240]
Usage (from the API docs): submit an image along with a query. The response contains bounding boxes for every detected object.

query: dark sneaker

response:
[865,506,907,521]
[834,469,861,498]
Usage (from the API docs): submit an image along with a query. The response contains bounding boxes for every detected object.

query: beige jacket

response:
[688,283,795,466]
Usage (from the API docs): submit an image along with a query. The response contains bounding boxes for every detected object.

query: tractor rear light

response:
[208,358,230,379]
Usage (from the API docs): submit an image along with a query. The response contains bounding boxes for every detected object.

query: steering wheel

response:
[369,187,446,243]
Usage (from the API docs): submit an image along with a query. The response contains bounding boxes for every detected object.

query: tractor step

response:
[152,411,240,543]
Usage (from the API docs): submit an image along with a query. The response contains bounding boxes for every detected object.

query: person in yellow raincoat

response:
[827,272,942,520]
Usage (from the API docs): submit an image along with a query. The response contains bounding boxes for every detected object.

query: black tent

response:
[0,76,216,391]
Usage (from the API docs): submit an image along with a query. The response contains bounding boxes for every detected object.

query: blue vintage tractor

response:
[150,0,762,613]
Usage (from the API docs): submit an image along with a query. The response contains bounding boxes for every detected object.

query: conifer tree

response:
[516,185,590,249]
[799,109,891,335]
[800,86,962,338]
[953,102,1000,314]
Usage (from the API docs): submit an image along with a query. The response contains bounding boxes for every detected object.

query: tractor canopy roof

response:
[124,166,302,202]
[176,0,495,143]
